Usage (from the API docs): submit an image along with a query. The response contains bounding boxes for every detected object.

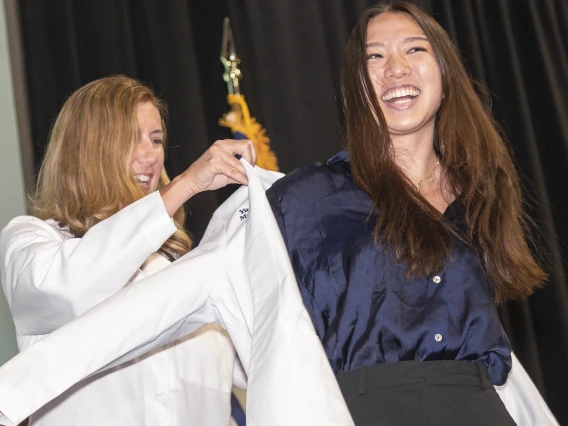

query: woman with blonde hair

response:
[0,75,255,425]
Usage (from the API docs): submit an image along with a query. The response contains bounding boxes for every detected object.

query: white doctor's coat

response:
[0,162,559,426]
[0,190,240,426]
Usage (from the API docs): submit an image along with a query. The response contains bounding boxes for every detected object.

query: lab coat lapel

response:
[242,161,354,426]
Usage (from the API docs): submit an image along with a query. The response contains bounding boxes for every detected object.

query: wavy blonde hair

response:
[32,75,191,260]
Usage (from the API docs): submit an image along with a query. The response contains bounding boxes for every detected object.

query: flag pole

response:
[219,18,279,172]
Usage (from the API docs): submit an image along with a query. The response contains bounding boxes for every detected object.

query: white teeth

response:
[381,87,420,101]
[134,175,150,183]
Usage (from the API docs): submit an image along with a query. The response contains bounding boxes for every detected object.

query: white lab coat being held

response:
[0,190,240,426]
[0,162,559,426]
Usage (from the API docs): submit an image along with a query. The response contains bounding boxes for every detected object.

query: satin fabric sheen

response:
[266,151,511,385]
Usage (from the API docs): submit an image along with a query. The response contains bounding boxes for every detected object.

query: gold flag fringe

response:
[219,94,279,172]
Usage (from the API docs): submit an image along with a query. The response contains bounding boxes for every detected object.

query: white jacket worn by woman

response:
[0,163,558,426]
[0,191,241,426]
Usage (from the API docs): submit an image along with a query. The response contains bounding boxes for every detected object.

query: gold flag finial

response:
[220,17,242,95]
[219,17,279,171]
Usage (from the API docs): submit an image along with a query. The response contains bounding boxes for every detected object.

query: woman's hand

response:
[183,139,257,193]
[160,139,257,217]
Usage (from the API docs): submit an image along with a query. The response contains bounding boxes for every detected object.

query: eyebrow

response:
[366,36,430,48]
[150,129,164,136]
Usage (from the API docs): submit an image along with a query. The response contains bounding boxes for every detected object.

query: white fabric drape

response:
[0,162,558,426]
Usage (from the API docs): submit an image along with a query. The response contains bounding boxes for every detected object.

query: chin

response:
[137,183,157,195]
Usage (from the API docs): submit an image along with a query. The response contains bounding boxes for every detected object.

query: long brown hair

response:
[341,1,546,303]
[32,75,191,260]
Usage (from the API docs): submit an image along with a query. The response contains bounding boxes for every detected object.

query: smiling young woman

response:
[341,1,545,302]
[265,1,548,424]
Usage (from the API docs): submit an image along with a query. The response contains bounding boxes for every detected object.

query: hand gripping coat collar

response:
[0,161,558,426]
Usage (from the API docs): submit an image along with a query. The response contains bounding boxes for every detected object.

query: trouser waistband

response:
[336,360,493,396]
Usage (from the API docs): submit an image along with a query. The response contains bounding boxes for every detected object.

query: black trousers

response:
[336,360,517,426]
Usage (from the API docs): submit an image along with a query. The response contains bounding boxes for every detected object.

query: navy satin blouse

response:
[266,151,511,385]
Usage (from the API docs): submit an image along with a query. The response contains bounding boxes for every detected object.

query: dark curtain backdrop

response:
[18,0,568,423]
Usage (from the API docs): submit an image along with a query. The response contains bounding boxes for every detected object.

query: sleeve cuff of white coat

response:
[0,406,19,426]
[132,191,178,253]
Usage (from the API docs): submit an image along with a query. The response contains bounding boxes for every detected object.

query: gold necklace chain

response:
[413,159,440,193]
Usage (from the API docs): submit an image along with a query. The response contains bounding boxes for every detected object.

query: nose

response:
[384,54,411,80]
[133,139,158,165]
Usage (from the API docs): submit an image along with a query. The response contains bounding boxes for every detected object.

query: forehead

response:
[136,101,161,123]
[366,12,426,44]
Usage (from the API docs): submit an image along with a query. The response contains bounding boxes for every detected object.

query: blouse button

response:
[433,275,441,284]
[435,334,443,342]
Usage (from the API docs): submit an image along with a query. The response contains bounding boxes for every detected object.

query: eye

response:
[151,138,164,145]
[367,53,383,60]
[408,46,427,54]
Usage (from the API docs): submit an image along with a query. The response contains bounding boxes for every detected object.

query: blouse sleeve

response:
[265,187,290,249]
[0,191,177,336]
[265,185,329,341]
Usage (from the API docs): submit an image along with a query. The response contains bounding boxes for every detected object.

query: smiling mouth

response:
[381,86,421,104]
[133,174,152,188]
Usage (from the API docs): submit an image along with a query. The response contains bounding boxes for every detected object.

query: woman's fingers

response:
[161,139,255,215]
[215,148,248,186]
[182,139,256,194]
[241,140,257,166]
[213,139,257,166]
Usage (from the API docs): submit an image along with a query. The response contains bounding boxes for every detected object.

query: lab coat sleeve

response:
[0,191,177,336]
[0,234,232,426]
[496,352,559,426]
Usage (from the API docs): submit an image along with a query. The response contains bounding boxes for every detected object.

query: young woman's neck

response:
[390,130,438,185]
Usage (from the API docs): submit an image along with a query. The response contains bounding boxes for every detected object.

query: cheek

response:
[420,63,443,96]
[431,70,443,96]
[432,80,443,110]
[157,147,165,169]
[368,62,380,80]
[129,147,140,168]
[368,65,386,91]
